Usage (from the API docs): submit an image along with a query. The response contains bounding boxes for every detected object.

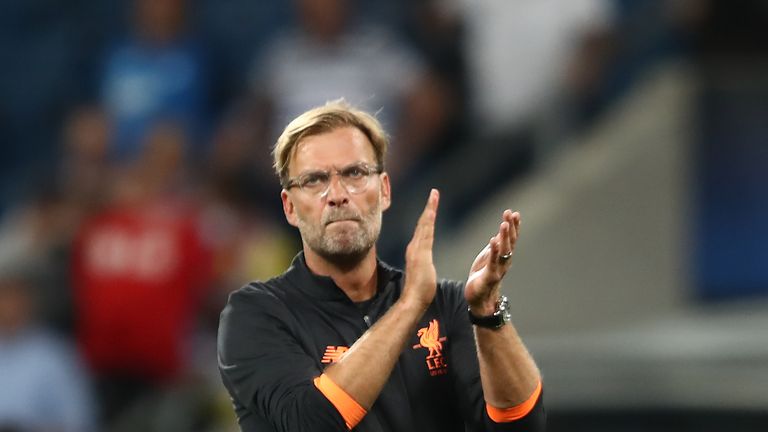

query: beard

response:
[296,200,382,267]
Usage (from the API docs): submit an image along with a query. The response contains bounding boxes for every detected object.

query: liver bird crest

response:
[417,319,443,358]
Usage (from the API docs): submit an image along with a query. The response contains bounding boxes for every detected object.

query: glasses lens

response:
[340,165,373,194]
[293,164,378,196]
[300,172,330,195]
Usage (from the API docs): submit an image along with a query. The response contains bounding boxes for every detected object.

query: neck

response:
[303,246,378,303]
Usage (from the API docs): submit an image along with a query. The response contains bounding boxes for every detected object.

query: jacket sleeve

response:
[442,281,546,432]
[217,287,352,432]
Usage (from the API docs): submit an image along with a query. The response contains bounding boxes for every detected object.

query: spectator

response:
[58,105,112,214]
[0,105,112,334]
[250,0,450,180]
[0,268,95,432]
[376,0,616,264]
[455,0,615,137]
[0,194,83,335]
[71,122,212,427]
[101,0,208,162]
[200,108,297,312]
[404,0,614,218]
[203,101,279,215]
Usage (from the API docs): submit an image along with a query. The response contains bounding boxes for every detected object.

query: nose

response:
[323,173,349,207]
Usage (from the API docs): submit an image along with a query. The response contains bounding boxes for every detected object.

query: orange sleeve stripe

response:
[486,380,542,423]
[313,374,367,429]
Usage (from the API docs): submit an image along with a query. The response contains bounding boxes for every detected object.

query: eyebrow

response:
[296,161,373,176]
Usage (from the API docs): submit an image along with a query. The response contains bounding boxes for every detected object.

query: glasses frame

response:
[284,162,383,197]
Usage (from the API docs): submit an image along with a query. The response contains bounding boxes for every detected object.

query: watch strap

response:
[468,295,510,329]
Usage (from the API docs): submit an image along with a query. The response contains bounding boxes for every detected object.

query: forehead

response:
[289,126,377,174]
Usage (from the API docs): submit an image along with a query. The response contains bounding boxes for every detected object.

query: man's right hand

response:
[402,189,439,309]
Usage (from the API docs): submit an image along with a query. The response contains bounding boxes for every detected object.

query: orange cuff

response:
[486,380,542,423]
[313,374,367,429]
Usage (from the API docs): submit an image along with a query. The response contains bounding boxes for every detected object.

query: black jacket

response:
[218,252,545,431]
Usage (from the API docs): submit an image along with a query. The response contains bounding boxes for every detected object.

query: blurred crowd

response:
[0,0,745,431]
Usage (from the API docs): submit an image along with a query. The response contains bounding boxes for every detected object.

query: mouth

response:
[325,219,360,226]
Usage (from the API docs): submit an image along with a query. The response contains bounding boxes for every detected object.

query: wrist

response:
[466,284,502,315]
[467,301,497,317]
[468,295,511,329]
[468,291,501,316]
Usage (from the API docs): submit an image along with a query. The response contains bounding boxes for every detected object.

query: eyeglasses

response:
[284,162,383,197]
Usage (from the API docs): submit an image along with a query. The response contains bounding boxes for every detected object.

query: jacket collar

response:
[284,250,402,301]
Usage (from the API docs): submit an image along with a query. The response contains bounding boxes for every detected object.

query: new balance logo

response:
[321,346,349,364]
[412,319,448,376]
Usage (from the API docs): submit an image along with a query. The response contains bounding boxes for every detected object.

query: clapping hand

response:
[465,210,521,315]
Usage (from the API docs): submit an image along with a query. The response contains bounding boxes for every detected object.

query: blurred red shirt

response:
[72,200,211,381]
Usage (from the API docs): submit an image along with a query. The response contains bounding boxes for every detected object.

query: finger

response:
[499,220,512,257]
[504,210,521,244]
[488,235,500,269]
[511,211,521,234]
[413,189,439,245]
[503,209,514,223]
[413,190,436,233]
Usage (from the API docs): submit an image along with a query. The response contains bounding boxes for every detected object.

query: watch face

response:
[497,295,511,325]
[502,310,511,323]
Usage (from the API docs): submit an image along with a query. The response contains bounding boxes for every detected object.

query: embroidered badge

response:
[412,319,448,376]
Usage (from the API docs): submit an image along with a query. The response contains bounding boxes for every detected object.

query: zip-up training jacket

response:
[218,252,545,432]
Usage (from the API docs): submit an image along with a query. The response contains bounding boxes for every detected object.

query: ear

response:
[379,172,392,211]
[281,189,299,227]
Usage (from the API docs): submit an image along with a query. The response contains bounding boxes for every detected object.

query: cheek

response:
[355,191,378,214]
[294,201,323,223]
[285,192,320,227]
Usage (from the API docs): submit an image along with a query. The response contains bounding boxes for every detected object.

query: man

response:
[249,0,450,180]
[101,0,208,160]
[72,124,212,425]
[217,101,545,431]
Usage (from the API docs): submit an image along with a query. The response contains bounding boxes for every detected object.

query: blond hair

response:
[273,100,389,187]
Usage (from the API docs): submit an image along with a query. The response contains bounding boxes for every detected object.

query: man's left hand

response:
[465,210,521,316]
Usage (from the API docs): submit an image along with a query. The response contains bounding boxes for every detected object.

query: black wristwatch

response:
[468,295,510,329]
